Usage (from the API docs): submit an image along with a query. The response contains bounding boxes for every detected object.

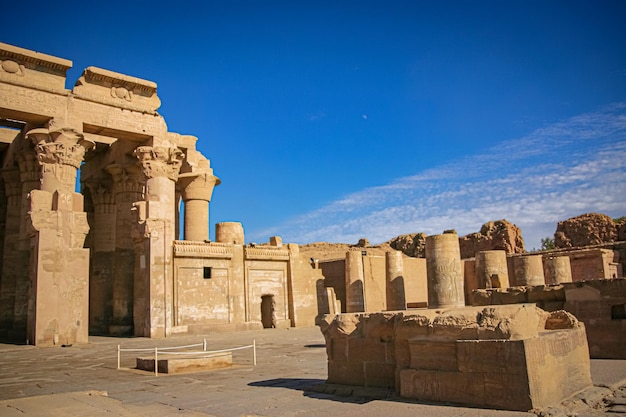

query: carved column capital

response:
[106,163,145,200]
[179,172,220,202]
[134,145,184,181]
[26,127,95,192]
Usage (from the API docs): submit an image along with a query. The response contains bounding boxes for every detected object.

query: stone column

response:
[133,143,183,338]
[386,251,406,311]
[11,149,40,336]
[106,164,144,336]
[345,250,365,312]
[0,169,21,332]
[543,256,572,285]
[25,126,93,346]
[425,232,465,309]
[179,172,219,241]
[513,255,545,287]
[84,181,116,334]
[475,250,510,289]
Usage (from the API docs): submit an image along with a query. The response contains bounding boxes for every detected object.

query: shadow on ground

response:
[248,378,396,404]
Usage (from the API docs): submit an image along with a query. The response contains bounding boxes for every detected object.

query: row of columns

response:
[344,232,575,314]
[0,122,220,344]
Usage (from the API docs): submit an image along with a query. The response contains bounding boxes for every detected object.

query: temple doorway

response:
[260,295,276,328]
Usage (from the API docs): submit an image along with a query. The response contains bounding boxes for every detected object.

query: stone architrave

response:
[514,255,545,287]
[345,250,365,312]
[386,251,407,311]
[425,233,465,309]
[133,142,183,338]
[179,171,219,241]
[475,250,510,289]
[25,126,94,346]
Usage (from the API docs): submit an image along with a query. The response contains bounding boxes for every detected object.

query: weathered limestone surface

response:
[319,305,592,411]
[468,278,626,359]
[555,212,620,248]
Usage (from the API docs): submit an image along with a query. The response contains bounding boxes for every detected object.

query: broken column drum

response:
[475,250,510,289]
[215,222,244,244]
[425,233,465,309]
[514,255,545,286]
[385,251,406,310]
[544,256,573,285]
[345,250,365,313]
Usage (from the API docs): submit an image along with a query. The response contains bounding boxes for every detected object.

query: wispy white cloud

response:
[251,104,626,249]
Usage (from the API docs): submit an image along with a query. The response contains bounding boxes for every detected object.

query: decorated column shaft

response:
[25,126,93,346]
[133,142,183,338]
[106,164,144,335]
[425,232,465,309]
[543,255,572,285]
[386,250,407,311]
[0,169,21,331]
[475,250,510,289]
[513,255,545,287]
[84,181,116,334]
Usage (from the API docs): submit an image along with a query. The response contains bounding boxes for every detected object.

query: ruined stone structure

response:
[319,305,592,411]
[0,43,320,346]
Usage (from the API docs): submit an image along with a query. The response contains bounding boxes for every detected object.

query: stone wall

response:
[319,305,592,411]
[468,278,626,359]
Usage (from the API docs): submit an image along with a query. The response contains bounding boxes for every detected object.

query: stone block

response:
[347,337,388,363]
[364,362,395,388]
[327,360,365,386]
[456,339,526,374]
[408,340,457,371]
[136,352,232,374]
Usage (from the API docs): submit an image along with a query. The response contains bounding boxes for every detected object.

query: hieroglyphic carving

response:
[173,240,233,258]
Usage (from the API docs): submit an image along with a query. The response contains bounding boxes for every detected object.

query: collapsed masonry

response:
[0,42,320,346]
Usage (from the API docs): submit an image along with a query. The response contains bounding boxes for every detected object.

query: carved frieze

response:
[245,247,290,261]
[173,240,233,259]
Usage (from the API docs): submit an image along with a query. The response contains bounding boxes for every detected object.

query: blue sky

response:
[3,1,625,249]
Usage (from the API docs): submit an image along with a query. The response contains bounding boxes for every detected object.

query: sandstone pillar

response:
[106,164,144,335]
[179,172,219,241]
[25,126,93,346]
[475,250,510,289]
[425,232,464,309]
[133,143,183,338]
[514,255,545,286]
[543,256,572,285]
[214,222,246,324]
[0,169,21,332]
[84,181,116,334]
[345,250,365,312]
[386,251,406,311]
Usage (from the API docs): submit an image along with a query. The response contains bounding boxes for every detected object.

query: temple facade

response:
[0,42,320,346]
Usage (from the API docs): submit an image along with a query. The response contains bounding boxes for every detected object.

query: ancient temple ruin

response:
[0,42,320,347]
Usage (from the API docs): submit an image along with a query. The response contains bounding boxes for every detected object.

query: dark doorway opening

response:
[261,294,276,328]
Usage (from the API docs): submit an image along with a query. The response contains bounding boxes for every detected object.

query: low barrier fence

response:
[117,339,256,376]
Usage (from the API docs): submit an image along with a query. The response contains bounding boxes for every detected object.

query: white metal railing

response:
[117,339,256,376]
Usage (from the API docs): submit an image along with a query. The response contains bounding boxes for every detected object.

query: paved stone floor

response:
[0,327,625,417]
